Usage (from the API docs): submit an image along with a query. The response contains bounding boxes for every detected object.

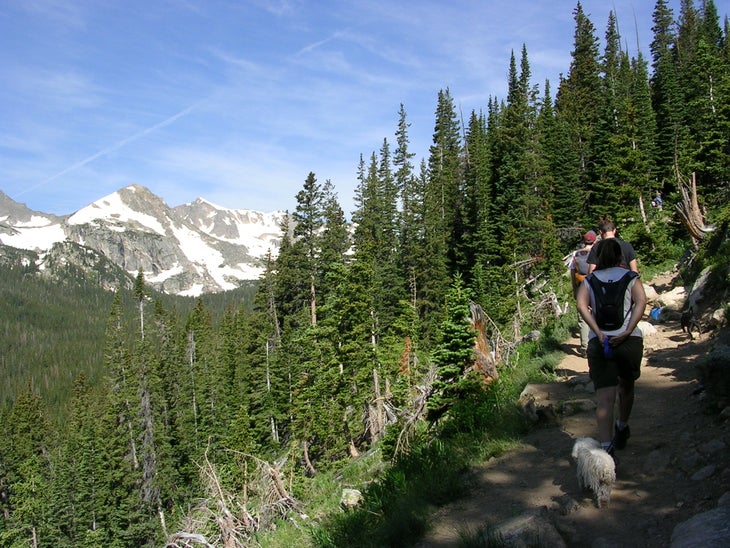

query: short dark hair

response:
[598,219,616,234]
[595,238,622,269]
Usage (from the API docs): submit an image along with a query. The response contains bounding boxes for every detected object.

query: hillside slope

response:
[417,275,730,547]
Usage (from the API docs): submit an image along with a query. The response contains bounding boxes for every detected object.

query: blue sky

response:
[0,1,696,217]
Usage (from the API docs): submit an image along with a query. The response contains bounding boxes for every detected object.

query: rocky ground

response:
[416,272,730,547]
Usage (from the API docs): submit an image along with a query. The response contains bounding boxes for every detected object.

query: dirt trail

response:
[417,276,730,547]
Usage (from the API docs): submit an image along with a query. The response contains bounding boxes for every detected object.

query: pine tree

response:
[352,146,406,343]
[461,109,490,284]
[555,2,602,213]
[318,179,351,295]
[689,0,730,201]
[148,298,190,505]
[427,276,477,422]
[421,89,462,334]
[184,298,225,454]
[96,291,161,545]
[595,12,657,222]
[0,384,54,546]
[274,212,309,323]
[293,172,327,327]
[650,0,688,186]
[398,107,428,326]
[547,84,584,232]
[239,254,288,448]
[49,374,106,545]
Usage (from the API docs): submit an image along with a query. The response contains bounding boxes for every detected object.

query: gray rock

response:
[566,374,591,387]
[560,398,597,415]
[677,450,702,474]
[691,464,716,481]
[489,507,566,547]
[519,383,541,399]
[339,488,363,510]
[679,431,694,445]
[698,438,727,456]
[644,284,659,303]
[695,345,730,405]
[659,286,688,310]
[688,266,712,311]
[592,538,622,548]
[643,449,671,475]
[671,505,730,547]
[639,320,658,337]
[558,495,579,515]
[709,307,726,328]
[718,492,730,507]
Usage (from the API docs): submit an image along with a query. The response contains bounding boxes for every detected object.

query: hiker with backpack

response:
[570,230,597,355]
[587,219,638,274]
[576,238,647,460]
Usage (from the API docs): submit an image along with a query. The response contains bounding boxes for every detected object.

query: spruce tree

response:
[650,0,687,186]
[422,88,462,334]
[292,172,327,326]
[239,253,288,448]
[49,374,107,545]
[426,276,477,423]
[464,109,492,288]
[595,12,657,223]
[0,384,54,546]
[688,1,730,201]
[555,2,602,217]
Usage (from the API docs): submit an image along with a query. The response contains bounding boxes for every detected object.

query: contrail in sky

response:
[16,99,205,198]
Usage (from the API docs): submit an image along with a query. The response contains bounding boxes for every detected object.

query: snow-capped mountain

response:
[0,185,286,296]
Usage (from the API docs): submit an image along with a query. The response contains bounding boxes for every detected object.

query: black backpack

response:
[586,271,639,330]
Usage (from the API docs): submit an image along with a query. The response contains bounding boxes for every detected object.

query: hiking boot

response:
[613,423,630,450]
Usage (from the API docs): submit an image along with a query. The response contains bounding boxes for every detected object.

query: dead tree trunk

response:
[373,368,384,440]
[302,441,317,477]
[675,171,713,246]
[639,194,649,233]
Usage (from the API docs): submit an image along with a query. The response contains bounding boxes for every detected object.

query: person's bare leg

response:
[595,386,617,444]
[617,377,635,423]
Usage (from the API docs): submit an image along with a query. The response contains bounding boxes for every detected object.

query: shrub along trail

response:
[417,294,729,546]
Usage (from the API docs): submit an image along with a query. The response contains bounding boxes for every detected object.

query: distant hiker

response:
[587,219,638,274]
[576,238,647,460]
[570,230,596,355]
[651,193,663,209]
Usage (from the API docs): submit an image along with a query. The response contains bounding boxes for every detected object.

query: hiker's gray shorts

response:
[587,336,643,389]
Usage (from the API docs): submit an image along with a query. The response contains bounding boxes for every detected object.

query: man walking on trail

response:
[570,230,596,356]
[577,238,647,459]
[587,219,638,274]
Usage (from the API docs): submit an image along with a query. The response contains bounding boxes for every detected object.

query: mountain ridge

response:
[0,185,286,296]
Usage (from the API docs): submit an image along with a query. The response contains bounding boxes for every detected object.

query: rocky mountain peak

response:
[0,185,285,296]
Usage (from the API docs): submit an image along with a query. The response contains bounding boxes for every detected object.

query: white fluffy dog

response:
[571,437,616,508]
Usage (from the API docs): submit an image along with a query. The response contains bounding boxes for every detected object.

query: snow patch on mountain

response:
[68,187,168,235]
[0,221,66,251]
[0,184,285,296]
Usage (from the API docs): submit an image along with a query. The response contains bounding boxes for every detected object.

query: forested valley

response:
[1,2,729,546]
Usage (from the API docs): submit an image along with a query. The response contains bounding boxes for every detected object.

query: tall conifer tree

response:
[422,89,462,333]
[555,2,602,217]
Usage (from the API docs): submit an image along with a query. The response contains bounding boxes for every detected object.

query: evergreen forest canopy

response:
[2,1,729,545]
